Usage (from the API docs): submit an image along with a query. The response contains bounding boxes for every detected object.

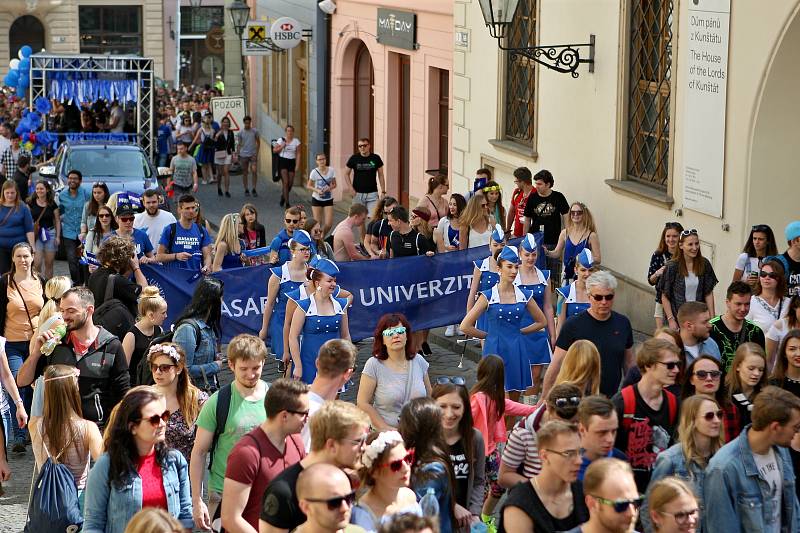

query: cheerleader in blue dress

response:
[466,224,507,335]
[517,234,556,396]
[460,246,547,399]
[556,249,595,336]
[288,258,350,384]
[259,230,313,361]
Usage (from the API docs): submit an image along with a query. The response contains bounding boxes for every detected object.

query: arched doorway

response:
[353,42,374,148]
[9,16,45,59]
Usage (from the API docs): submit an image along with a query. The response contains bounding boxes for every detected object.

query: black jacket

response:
[240,222,267,249]
[0,274,48,337]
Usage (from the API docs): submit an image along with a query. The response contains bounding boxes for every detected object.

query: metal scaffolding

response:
[28,53,155,161]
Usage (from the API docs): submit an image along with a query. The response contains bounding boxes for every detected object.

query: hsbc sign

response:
[270,17,303,49]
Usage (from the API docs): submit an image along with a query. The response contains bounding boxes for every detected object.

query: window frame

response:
[79,5,143,56]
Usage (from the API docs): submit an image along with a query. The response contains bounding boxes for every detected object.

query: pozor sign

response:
[270,17,303,50]
[376,9,417,50]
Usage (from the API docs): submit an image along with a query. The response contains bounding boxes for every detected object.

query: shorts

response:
[35,228,57,253]
[353,191,379,217]
[311,197,334,207]
[278,156,296,172]
[214,152,232,165]
[485,449,505,498]
[654,301,664,319]
[239,155,256,169]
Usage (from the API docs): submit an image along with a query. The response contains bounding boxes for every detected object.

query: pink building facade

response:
[329,0,453,207]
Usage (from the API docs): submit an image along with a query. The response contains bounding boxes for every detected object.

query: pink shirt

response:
[470,392,536,455]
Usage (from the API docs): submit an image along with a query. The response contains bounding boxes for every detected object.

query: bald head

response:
[297,463,354,531]
[297,463,350,499]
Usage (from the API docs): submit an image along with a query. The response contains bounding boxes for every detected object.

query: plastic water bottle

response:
[470,521,488,533]
[419,487,439,517]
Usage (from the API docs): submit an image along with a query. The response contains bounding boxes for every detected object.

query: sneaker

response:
[444,325,455,337]
[201,179,209,185]
[481,514,497,533]
[244,189,250,197]
[12,439,25,453]
[252,189,258,197]
[217,188,223,196]
[225,191,231,198]
[457,328,464,336]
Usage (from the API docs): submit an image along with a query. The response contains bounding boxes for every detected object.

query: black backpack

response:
[93,274,135,340]
[135,319,201,386]
[165,222,208,254]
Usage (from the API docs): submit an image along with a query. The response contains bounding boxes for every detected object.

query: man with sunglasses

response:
[294,463,363,533]
[709,281,766,372]
[221,378,309,533]
[544,271,635,399]
[612,338,681,494]
[704,386,800,533]
[344,138,385,218]
[564,458,641,533]
[269,206,303,266]
[676,301,721,365]
[113,203,154,262]
[260,401,370,533]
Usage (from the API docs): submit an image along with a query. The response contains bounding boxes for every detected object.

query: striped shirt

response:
[500,404,546,478]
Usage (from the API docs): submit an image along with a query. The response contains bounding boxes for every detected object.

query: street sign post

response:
[210,96,245,131]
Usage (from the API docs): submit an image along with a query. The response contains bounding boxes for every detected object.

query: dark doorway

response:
[353,42,374,149]
[9,15,45,60]
[398,54,411,207]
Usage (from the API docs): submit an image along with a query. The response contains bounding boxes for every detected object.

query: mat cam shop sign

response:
[377,9,417,50]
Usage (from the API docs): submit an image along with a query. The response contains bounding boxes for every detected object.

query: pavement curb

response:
[426,326,483,365]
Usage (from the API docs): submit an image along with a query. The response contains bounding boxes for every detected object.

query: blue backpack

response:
[24,436,83,533]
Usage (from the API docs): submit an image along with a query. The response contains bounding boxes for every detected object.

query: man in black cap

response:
[113,202,155,262]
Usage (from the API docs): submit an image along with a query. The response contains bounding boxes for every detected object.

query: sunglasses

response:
[379,450,415,472]
[570,210,584,215]
[589,293,614,301]
[553,396,581,408]
[285,218,300,224]
[680,229,698,238]
[701,410,724,421]
[93,181,106,187]
[139,410,171,426]
[150,363,176,374]
[593,495,645,513]
[664,221,683,229]
[760,271,780,280]
[305,491,357,511]
[357,144,369,148]
[382,326,407,337]
[658,507,699,525]
[694,369,721,380]
[97,214,111,218]
[656,361,682,370]
[119,216,134,223]
[436,376,466,385]
[752,224,770,233]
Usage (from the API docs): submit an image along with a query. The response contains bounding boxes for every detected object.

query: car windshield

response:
[66,148,150,179]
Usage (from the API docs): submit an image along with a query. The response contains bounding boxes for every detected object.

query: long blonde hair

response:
[41,365,84,463]
[459,193,490,231]
[555,339,601,395]
[214,213,241,255]
[565,202,597,234]
[677,395,724,469]
[36,276,72,335]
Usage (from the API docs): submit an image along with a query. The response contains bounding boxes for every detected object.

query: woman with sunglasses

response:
[642,395,722,532]
[555,249,594,336]
[769,329,800,399]
[305,218,334,260]
[432,382,485,530]
[260,231,313,362]
[681,355,727,404]
[658,229,718,329]
[351,430,422,532]
[122,286,167,385]
[84,205,117,272]
[458,193,494,250]
[745,259,790,337]
[399,397,456,533]
[724,343,768,441]
[147,343,207,463]
[546,202,601,286]
[461,246,547,400]
[83,386,193,533]
[175,115,194,145]
[358,313,432,430]
[732,224,778,286]
[288,258,350,384]
[79,181,110,244]
[766,295,800,371]
[649,222,683,328]
[211,213,243,272]
[646,477,701,533]
[465,224,507,338]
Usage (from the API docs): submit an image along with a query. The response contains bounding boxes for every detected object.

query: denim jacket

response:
[412,461,453,533]
[83,450,193,533]
[173,318,219,383]
[642,444,707,533]
[704,426,800,533]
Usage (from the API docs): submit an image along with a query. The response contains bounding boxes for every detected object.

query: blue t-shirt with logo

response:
[158,222,211,270]
[111,228,154,259]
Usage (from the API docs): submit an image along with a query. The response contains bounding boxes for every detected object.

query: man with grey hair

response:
[543,271,634,398]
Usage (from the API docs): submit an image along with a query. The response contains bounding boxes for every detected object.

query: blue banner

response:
[141,234,543,343]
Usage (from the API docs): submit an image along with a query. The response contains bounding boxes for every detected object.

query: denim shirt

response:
[173,318,219,382]
[704,426,800,533]
[83,450,193,533]
[642,444,707,533]
[58,187,91,239]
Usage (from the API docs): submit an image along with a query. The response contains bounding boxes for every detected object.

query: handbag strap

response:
[103,273,117,304]
[33,203,46,226]
[401,358,416,406]
[10,276,36,332]
[0,205,16,227]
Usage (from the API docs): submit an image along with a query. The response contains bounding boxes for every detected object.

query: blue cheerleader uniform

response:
[557,282,591,320]
[518,267,552,366]
[268,264,304,360]
[474,257,500,332]
[481,285,535,392]
[295,295,349,384]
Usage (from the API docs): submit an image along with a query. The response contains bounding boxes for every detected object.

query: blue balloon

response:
[28,112,41,129]
[20,45,32,59]
[6,69,18,84]
[18,73,29,86]
[19,58,30,71]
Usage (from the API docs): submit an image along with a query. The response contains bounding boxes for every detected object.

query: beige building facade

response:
[454,0,800,330]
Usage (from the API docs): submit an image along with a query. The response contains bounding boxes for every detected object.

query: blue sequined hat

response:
[520,234,537,253]
[577,249,594,269]
[309,254,322,268]
[497,245,520,264]
[289,229,313,248]
[490,224,505,243]
[314,258,340,277]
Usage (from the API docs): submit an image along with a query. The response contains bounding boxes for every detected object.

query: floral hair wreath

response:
[361,430,404,470]
[147,343,180,364]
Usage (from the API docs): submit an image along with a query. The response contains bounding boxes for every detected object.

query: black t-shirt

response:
[368,218,393,251]
[87,267,141,317]
[498,480,588,533]
[556,311,634,397]
[260,461,304,529]
[346,153,384,193]
[522,190,569,245]
[449,439,470,508]
[28,201,59,229]
[389,229,435,258]
[612,385,676,493]
[783,252,800,297]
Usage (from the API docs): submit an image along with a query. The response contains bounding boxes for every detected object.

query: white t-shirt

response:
[110,105,125,133]
[279,138,301,159]
[436,217,457,248]
[767,316,793,343]
[301,390,326,452]
[134,209,177,250]
[310,167,336,201]
[735,253,761,278]
[753,447,782,533]
[746,295,790,337]
[684,272,700,303]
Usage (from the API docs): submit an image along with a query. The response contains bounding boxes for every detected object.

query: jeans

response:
[1,403,12,448]
[63,237,84,285]
[353,191,379,218]
[5,341,31,442]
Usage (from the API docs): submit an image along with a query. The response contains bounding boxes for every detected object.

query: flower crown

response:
[362,430,403,470]
[147,344,180,364]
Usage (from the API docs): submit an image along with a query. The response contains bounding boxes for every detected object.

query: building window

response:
[180,7,224,35]
[79,6,143,56]
[625,0,675,189]
[504,0,537,145]
[438,69,449,172]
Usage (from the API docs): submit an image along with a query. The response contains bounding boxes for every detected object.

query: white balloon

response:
[9,59,19,69]
[17,49,24,60]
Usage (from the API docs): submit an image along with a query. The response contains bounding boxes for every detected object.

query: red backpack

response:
[620,385,678,431]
